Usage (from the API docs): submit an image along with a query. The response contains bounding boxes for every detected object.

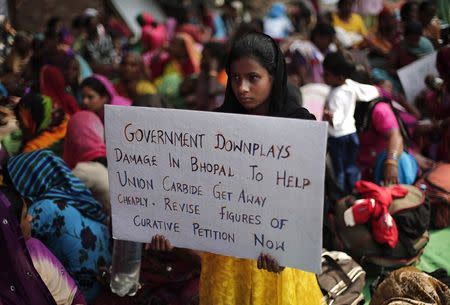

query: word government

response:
[124,123,206,149]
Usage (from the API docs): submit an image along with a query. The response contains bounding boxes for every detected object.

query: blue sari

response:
[7,150,111,302]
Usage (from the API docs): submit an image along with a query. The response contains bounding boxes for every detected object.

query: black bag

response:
[333,185,430,268]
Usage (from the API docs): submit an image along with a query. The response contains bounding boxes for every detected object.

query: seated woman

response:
[79,74,131,122]
[6,150,111,302]
[40,65,80,115]
[113,52,163,107]
[284,22,337,86]
[357,99,418,185]
[365,9,401,68]
[0,185,87,305]
[180,41,227,111]
[63,111,110,217]
[62,55,93,107]
[332,0,368,48]
[150,33,200,108]
[15,93,68,154]
[0,188,58,305]
[415,46,450,162]
[389,21,434,71]
[419,1,441,48]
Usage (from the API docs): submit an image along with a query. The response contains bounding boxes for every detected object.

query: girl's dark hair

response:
[221,32,287,114]
[228,21,263,47]
[323,50,355,78]
[80,77,110,98]
[227,33,278,78]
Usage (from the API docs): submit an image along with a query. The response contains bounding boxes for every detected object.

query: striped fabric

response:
[7,149,106,222]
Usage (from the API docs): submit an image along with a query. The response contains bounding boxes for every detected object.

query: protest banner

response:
[105,105,328,273]
[398,51,438,103]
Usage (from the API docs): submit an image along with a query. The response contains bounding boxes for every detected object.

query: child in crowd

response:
[323,51,379,193]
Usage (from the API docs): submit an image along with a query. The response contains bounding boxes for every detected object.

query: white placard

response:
[398,51,438,104]
[105,105,328,273]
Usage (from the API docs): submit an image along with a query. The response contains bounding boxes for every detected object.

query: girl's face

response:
[81,86,108,113]
[230,56,273,115]
[20,203,32,240]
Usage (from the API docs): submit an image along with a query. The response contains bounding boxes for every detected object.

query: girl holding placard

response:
[150,32,323,305]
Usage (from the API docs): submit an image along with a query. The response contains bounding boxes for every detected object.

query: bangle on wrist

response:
[387,151,399,161]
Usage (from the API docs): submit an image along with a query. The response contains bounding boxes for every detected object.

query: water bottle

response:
[110,240,142,297]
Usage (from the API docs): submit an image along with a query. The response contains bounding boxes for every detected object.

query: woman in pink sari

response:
[63,110,110,218]
[79,74,131,121]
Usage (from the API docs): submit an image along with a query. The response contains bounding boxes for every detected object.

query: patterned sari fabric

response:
[6,150,111,302]
[371,267,450,305]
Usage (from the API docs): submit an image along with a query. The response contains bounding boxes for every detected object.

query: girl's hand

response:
[146,235,174,252]
[257,253,285,273]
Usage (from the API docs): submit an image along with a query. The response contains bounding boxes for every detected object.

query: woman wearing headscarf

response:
[63,111,110,217]
[137,12,167,54]
[149,32,322,305]
[0,185,87,305]
[114,53,163,107]
[365,8,401,68]
[6,150,111,302]
[40,65,80,115]
[150,33,200,108]
[15,93,69,154]
[0,188,57,305]
[80,74,132,122]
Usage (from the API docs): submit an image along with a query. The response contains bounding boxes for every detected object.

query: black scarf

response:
[218,33,315,120]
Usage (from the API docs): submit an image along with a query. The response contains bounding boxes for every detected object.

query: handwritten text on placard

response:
[105,105,327,273]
